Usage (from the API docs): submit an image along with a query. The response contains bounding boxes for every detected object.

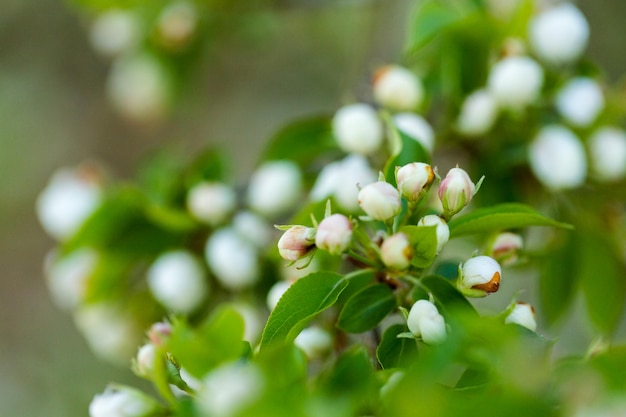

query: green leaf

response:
[448,203,573,238]
[376,324,418,369]
[399,225,438,268]
[260,272,348,348]
[316,346,375,402]
[416,275,477,318]
[337,269,377,304]
[405,0,472,53]
[183,148,231,187]
[337,284,397,333]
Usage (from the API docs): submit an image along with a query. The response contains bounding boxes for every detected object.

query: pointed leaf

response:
[337,284,397,333]
[376,324,418,369]
[416,275,477,318]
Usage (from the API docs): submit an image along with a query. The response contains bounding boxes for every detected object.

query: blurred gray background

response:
[0,0,624,415]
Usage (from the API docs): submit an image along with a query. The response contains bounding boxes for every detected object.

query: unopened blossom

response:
[332,103,384,155]
[89,9,141,58]
[358,181,401,221]
[156,2,198,49]
[186,182,237,226]
[556,78,604,127]
[407,299,447,345]
[232,211,273,248]
[588,127,626,181]
[277,226,316,261]
[456,89,499,136]
[199,363,264,417]
[505,302,537,331]
[315,214,353,255]
[488,56,543,109]
[135,343,157,378]
[417,215,450,254]
[489,232,523,266]
[373,65,424,111]
[205,228,259,291]
[458,256,502,297]
[396,162,435,202]
[294,326,334,359]
[438,167,476,218]
[44,248,98,310]
[393,113,435,154]
[381,233,412,270]
[89,386,160,417]
[247,161,302,218]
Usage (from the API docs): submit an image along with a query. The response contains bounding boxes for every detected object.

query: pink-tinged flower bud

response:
[186,182,237,226]
[277,226,316,261]
[135,343,157,378]
[315,214,353,255]
[407,300,446,345]
[588,127,626,182]
[381,233,412,270]
[89,385,161,417]
[358,181,401,221]
[489,232,523,266]
[505,302,537,331]
[294,326,334,359]
[396,162,435,202]
[373,65,424,111]
[148,321,172,347]
[459,256,502,297]
[417,215,449,254]
[332,103,384,155]
[438,167,476,217]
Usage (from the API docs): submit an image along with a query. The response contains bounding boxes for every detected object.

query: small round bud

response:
[294,326,334,359]
[417,215,450,254]
[396,162,435,202]
[148,321,172,347]
[489,232,523,266]
[315,214,353,255]
[407,299,446,345]
[44,248,98,310]
[373,65,424,111]
[393,113,435,153]
[147,250,208,314]
[588,127,626,182]
[381,233,412,270]
[277,226,316,261]
[199,363,264,417]
[358,181,401,221]
[456,89,499,136]
[488,56,543,109]
[247,161,302,218]
[89,9,140,58]
[89,386,160,417]
[459,256,502,296]
[529,125,587,190]
[438,167,476,217]
[205,228,259,291]
[332,103,384,155]
[186,182,237,226]
[156,2,198,50]
[529,3,589,66]
[556,78,604,127]
[505,302,537,331]
[135,343,157,378]
[266,280,292,311]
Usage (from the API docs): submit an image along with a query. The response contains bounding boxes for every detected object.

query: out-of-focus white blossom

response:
[266,280,293,311]
[488,56,543,109]
[90,10,141,58]
[199,363,264,417]
[373,65,424,111]
[505,302,537,331]
[556,78,604,127]
[332,103,384,155]
[186,182,237,227]
[89,385,160,417]
[588,127,626,181]
[232,303,264,344]
[489,232,523,266]
[393,113,435,154]
[247,161,302,218]
[294,326,334,359]
[156,2,198,49]
[205,228,259,291]
[135,343,157,378]
[456,89,499,136]
[232,211,273,248]
[44,248,98,310]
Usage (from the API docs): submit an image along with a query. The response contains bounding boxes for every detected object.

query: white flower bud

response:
[147,321,172,347]
[588,127,626,181]
[200,363,264,417]
[529,3,589,66]
[294,326,334,359]
[266,280,293,311]
[417,215,449,254]
[107,54,171,123]
[396,162,435,202]
[36,164,103,241]
[556,78,604,127]
[381,233,412,270]
[277,226,316,261]
[358,181,401,221]
[89,9,140,58]
[456,89,499,136]
[147,250,208,314]
[89,386,160,417]
[393,113,435,154]
[529,125,587,190]
[186,182,237,226]
[315,214,353,255]
[332,103,384,155]
[232,211,273,248]
[459,256,501,296]
[438,167,475,217]
[488,56,543,109]
[135,343,157,378]
[205,228,259,291]
[373,65,424,111]
[156,2,198,50]
[505,302,537,331]
[489,232,523,266]
[247,161,302,218]
[44,248,98,310]
[407,299,446,345]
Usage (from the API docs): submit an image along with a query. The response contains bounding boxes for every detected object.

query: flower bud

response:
[456,89,499,136]
[199,363,264,417]
[44,248,98,311]
[381,233,412,270]
[438,167,475,217]
[588,127,626,182]
[147,250,208,314]
[489,232,523,266]
[266,280,293,311]
[315,214,353,255]
[529,3,589,66]
[89,9,140,58]
[247,161,302,218]
[529,125,587,190]
[417,215,449,254]
[358,181,401,221]
[393,113,435,154]
[186,182,237,226]
[458,256,502,296]
[407,299,446,345]
[156,2,198,50]
[487,56,543,109]
[135,343,157,378]
[373,65,424,111]
[89,385,161,417]
[232,211,273,248]
[205,228,259,291]
[396,162,435,202]
[294,326,334,359]
[332,103,384,155]
[148,321,172,347]
[556,77,604,127]
[505,302,537,331]
[36,163,104,241]
[277,226,316,261]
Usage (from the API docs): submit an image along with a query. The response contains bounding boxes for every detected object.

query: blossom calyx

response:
[277,226,317,261]
[458,255,502,297]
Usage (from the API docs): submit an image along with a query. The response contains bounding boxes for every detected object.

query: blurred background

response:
[0,0,625,415]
